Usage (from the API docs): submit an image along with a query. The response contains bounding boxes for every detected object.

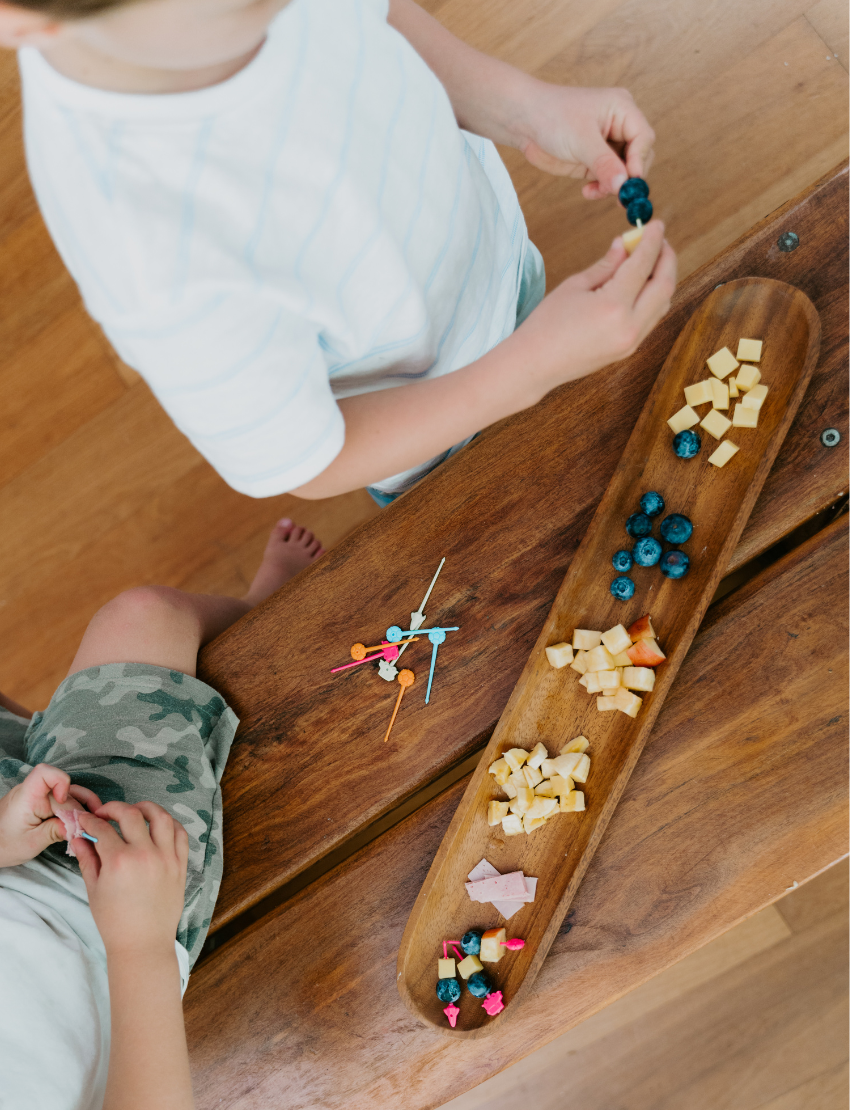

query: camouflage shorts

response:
[0,663,239,967]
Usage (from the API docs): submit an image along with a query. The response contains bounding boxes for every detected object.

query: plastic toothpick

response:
[385,625,458,643]
[425,629,446,705]
[500,938,525,951]
[383,669,414,743]
[331,640,417,674]
[377,659,399,682]
[409,557,445,632]
[443,1004,460,1028]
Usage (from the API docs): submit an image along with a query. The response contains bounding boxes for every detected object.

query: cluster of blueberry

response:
[618,177,653,227]
[610,491,693,600]
[435,929,495,1005]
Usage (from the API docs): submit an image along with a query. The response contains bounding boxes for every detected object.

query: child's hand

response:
[73,800,188,956]
[519,84,655,200]
[0,763,77,867]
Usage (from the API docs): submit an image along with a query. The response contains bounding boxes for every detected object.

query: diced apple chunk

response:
[545,642,574,668]
[627,615,656,642]
[622,666,655,692]
[735,363,761,391]
[523,764,543,789]
[572,629,602,651]
[540,758,557,778]
[526,742,549,769]
[534,780,557,797]
[578,673,590,689]
[732,403,758,428]
[736,338,762,362]
[611,687,642,718]
[709,376,729,410]
[611,650,632,666]
[708,440,739,468]
[584,645,616,672]
[583,671,603,694]
[488,800,510,826]
[549,774,574,795]
[597,669,621,691]
[502,782,518,799]
[527,796,558,820]
[501,813,524,836]
[626,638,666,666]
[488,757,511,785]
[552,753,590,783]
[570,650,589,675]
[509,786,534,814]
[597,695,618,712]
[480,927,507,962]
[684,379,713,407]
[457,954,483,979]
[560,790,586,813]
[742,383,768,411]
[503,748,529,771]
[600,623,632,655]
[707,347,739,379]
[700,408,732,440]
[560,735,589,754]
[523,814,547,834]
[667,404,700,434]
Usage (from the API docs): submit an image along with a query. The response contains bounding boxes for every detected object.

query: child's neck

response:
[38,38,263,95]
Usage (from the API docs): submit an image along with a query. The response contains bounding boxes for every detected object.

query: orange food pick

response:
[383,669,415,743]
[350,643,367,661]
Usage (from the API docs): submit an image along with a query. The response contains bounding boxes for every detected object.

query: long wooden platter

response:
[396,277,821,1036]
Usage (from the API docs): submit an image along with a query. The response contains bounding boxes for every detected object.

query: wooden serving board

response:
[396,277,821,1037]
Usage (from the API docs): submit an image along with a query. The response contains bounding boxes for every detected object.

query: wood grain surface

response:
[198,164,848,932]
[185,516,849,1109]
[397,278,821,1034]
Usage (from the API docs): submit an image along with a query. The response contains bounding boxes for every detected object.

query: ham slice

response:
[54,807,87,858]
[465,871,530,903]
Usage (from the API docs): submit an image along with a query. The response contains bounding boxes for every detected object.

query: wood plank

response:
[775,856,849,933]
[806,0,849,70]
[198,164,848,931]
[184,516,848,1108]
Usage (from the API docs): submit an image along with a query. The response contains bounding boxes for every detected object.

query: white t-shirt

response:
[18,0,529,496]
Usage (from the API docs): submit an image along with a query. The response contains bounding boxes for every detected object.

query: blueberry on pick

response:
[612,549,633,572]
[466,971,493,999]
[660,549,690,579]
[436,977,461,1004]
[639,491,665,518]
[461,930,483,956]
[610,575,636,601]
[618,177,649,207]
[626,512,653,539]
[632,536,662,567]
[626,197,653,226]
[660,513,693,544]
[673,429,701,459]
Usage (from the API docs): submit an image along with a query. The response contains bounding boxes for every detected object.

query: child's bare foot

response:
[244,519,325,606]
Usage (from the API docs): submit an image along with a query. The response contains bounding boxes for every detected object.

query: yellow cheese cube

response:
[684,379,714,407]
[622,226,643,255]
[545,642,574,668]
[735,363,761,391]
[503,747,529,771]
[601,623,632,655]
[526,741,549,769]
[667,405,700,434]
[742,383,768,411]
[572,629,602,651]
[438,958,456,978]
[560,735,589,754]
[523,764,543,789]
[569,649,589,675]
[732,403,758,428]
[710,376,729,410]
[622,666,655,692]
[560,790,586,813]
[708,440,739,468]
[457,954,483,979]
[706,346,739,379]
[480,928,507,962]
[728,376,739,398]
[584,645,616,672]
[736,338,762,362]
[501,813,524,836]
[597,669,621,691]
[488,800,510,826]
[700,408,732,440]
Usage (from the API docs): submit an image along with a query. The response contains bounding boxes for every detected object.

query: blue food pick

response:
[632,537,662,567]
[639,491,665,518]
[626,512,653,539]
[626,197,653,226]
[660,513,693,544]
[673,429,701,458]
[436,977,461,1004]
[660,550,690,579]
[461,929,483,956]
[610,576,635,601]
[618,177,649,206]
[466,971,493,999]
[612,549,633,572]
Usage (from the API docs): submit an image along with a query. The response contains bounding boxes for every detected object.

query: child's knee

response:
[95,586,200,640]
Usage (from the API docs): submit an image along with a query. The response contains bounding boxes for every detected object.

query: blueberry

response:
[436,977,461,1004]
[632,537,662,567]
[626,512,653,539]
[461,930,483,956]
[660,513,693,544]
[639,491,665,518]
[610,575,636,601]
[626,198,653,226]
[673,429,701,459]
[612,549,633,572]
[618,177,650,207]
[466,971,493,999]
[660,549,690,579]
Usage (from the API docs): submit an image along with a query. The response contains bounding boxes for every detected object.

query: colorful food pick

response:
[330,639,417,674]
[481,991,505,1016]
[425,629,446,705]
[383,668,415,743]
[385,624,459,643]
[443,1003,460,1028]
[501,938,525,951]
[395,557,447,668]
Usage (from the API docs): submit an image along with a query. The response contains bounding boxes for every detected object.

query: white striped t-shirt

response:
[18,0,530,496]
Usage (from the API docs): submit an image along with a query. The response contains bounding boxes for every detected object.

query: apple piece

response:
[622,226,643,255]
[742,383,768,411]
[700,408,732,440]
[612,687,642,718]
[549,774,574,795]
[560,735,589,755]
[708,440,739,468]
[597,669,621,692]
[527,796,558,821]
[545,642,574,669]
[526,741,549,770]
[560,790,586,813]
[735,363,761,391]
[709,375,729,410]
[667,404,700,434]
[584,645,616,672]
[488,800,510,826]
[501,813,524,836]
[503,747,529,772]
[611,650,632,666]
[683,379,713,407]
[626,638,666,666]
[509,786,534,814]
[438,957,456,979]
[597,695,618,712]
[523,764,543,789]
[601,623,632,655]
[736,338,762,362]
[728,376,739,398]
[508,770,528,789]
[578,673,590,689]
[572,629,602,651]
[488,757,511,785]
[480,927,507,962]
[457,954,483,980]
[732,403,758,428]
[706,346,739,379]
[622,666,655,692]
[551,752,590,783]
[534,780,557,797]
[583,671,604,694]
[523,814,547,834]
[570,650,589,676]
[540,758,557,778]
[502,782,518,800]
[627,615,656,642]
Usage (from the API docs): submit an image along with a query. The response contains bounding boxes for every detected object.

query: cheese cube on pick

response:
[732,403,758,428]
[700,408,732,440]
[667,405,700,434]
[545,642,574,668]
[572,629,602,651]
[736,364,761,391]
[622,227,643,255]
[707,347,739,379]
[684,379,713,407]
[742,384,768,411]
[601,623,632,655]
[709,376,729,410]
[708,440,739,468]
[480,928,507,962]
[736,338,762,362]
[457,954,483,979]
[438,958,456,978]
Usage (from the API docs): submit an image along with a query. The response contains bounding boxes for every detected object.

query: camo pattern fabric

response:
[0,663,238,967]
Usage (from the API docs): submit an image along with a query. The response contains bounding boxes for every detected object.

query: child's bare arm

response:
[294,223,676,499]
[0,689,33,719]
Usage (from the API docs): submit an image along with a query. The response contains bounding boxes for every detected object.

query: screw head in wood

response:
[777,231,799,252]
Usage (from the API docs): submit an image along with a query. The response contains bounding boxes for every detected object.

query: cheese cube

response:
[549,774,574,795]
[457,954,483,979]
[572,629,602,651]
[736,338,762,362]
[560,736,589,755]
[732,403,758,428]
[667,404,700,434]
[523,764,543,789]
[700,408,732,440]
[684,379,714,407]
[503,748,529,771]
[706,347,739,379]
[612,687,643,718]
[560,790,586,813]
[552,752,590,783]
[488,800,510,826]
[584,645,616,672]
[534,779,557,797]
[523,814,547,834]
[710,376,729,410]
[583,671,604,694]
[526,741,549,769]
[501,813,524,836]
[545,642,574,669]
[569,650,589,675]
[742,383,768,411]
[502,782,518,799]
[601,623,632,655]
[597,668,621,691]
[728,376,739,398]
[622,666,655,692]
[488,757,511,785]
[735,364,761,391]
[708,440,739,468]
[622,226,643,255]
[438,958,456,978]
[480,927,507,962]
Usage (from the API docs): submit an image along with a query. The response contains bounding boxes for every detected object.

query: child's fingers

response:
[133,800,180,853]
[68,784,103,812]
[608,221,666,302]
[91,801,151,846]
[74,835,102,887]
[573,238,628,292]
[632,240,677,327]
[76,809,132,859]
[25,764,71,809]
[28,815,67,855]
[174,820,189,872]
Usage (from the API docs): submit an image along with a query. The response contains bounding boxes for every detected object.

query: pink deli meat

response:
[465,871,531,903]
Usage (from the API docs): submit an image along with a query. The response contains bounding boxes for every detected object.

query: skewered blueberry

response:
[660,513,693,544]
[660,550,690,579]
[617,177,649,207]
[673,429,701,458]
[610,575,636,601]
[461,930,483,956]
[466,971,493,999]
[632,537,662,567]
[612,549,633,572]
[626,198,653,226]
[436,977,461,1004]
[626,512,653,538]
[639,491,665,518]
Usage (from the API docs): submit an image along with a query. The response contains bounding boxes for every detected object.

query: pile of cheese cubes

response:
[668,337,767,468]
[487,735,590,836]
[545,615,666,718]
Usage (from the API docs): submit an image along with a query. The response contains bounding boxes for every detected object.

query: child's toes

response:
[298,529,316,548]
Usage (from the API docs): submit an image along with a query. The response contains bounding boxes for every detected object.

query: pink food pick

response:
[481,991,504,1016]
[381,643,400,661]
[443,1004,460,1028]
[501,938,525,951]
